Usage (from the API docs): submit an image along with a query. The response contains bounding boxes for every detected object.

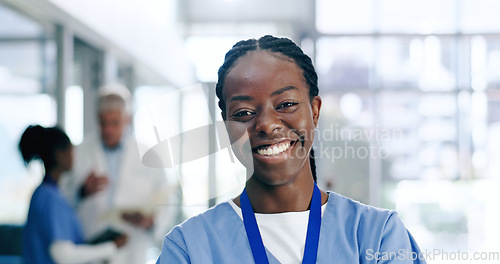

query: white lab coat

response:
[61,132,174,264]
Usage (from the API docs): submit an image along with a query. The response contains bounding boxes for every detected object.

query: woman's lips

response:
[254,140,291,156]
[252,139,298,159]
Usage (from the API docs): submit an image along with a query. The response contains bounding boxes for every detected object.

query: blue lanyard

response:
[240,183,322,264]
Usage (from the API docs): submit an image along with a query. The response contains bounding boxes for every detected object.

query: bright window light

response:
[65,85,84,145]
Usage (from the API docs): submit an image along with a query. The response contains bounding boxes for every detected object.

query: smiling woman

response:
[222,50,321,192]
[156,35,426,264]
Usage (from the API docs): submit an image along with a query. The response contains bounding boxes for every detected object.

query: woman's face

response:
[222,50,321,186]
[56,145,74,172]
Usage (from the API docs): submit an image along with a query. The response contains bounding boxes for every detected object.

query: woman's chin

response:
[247,171,298,187]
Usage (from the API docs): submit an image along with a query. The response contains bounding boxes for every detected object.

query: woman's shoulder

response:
[159,201,258,263]
[31,183,59,200]
[325,191,397,227]
[323,192,425,262]
[324,191,409,248]
[28,183,67,217]
[327,191,392,211]
[166,201,239,240]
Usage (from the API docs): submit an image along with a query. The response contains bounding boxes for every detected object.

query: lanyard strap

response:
[240,183,322,264]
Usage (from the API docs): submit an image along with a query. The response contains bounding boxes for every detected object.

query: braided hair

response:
[216,35,319,182]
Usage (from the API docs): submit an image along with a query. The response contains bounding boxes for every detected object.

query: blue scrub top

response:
[157,192,427,264]
[23,176,85,264]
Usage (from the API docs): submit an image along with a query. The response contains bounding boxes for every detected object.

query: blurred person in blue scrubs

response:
[60,84,173,264]
[156,35,426,264]
[20,125,128,264]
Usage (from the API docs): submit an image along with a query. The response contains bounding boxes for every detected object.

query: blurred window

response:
[316,0,375,33]
[378,0,456,33]
[460,0,500,33]
[185,36,246,82]
[0,95,56,223]
[316,37,373,90]
[314,0,500,252]
[0,4,54,224]
[376,36,456,91]
[0,4,43,37]
[0,42,43,94]
[65,86,84,145]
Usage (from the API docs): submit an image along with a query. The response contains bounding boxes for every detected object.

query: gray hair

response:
[97,83,132,115]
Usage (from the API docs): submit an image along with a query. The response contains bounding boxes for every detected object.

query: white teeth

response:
[256,141,292,156]
[272,146,279,154]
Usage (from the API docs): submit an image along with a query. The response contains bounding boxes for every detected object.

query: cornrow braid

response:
[216,38,259,113]
[310,148,317,182]
[216,35,319,182]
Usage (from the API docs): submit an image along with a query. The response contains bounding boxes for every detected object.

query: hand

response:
[113,234,128,248]
[82,172,109,197]
[121,212,154,229]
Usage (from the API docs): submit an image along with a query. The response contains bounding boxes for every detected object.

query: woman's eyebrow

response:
[229,95,253,102]
[271,86,298,96]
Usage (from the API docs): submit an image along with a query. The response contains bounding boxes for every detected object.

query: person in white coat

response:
[61,84,173,264]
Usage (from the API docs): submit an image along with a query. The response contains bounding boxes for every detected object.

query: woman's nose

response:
[254,109,282,136]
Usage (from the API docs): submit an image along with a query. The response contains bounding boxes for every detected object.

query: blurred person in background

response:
[20,125,128,264]
[61,84,173,264]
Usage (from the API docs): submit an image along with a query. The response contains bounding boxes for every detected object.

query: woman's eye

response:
[231,110,254,118]
[277,101,298,109]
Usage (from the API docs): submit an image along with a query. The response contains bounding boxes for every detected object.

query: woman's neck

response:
[47,167,63,183]
[234,174,328,214]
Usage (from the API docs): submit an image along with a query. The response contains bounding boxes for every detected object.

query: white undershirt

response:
[228,199,327,264]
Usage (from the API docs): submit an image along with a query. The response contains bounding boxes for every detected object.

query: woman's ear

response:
[311,96,322,127]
